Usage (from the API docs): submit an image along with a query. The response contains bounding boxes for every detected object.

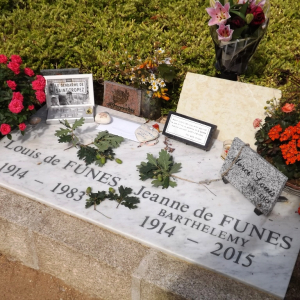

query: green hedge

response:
[0,0,299,112]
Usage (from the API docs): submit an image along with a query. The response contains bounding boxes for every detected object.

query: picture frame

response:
[162,111,217,151]
[44,74,94,124]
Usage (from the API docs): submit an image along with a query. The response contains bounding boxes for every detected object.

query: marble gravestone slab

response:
[0,106,299,299]
[176,72,282,149]
[220,137,288,216]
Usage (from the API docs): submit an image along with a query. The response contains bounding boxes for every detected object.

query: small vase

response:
[140,90,161,120]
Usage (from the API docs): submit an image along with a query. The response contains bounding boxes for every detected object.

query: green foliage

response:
[85,185,140,210]
[137,149,181,188]
[55,118,124,166]
[0,0,299,114]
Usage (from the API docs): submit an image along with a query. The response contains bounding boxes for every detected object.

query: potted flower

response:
[206,0,270,80]
[126,48,176,120]
[0,54,46,140]
[254,71,300,196]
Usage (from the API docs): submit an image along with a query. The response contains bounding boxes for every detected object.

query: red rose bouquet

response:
[0,54,46,139]
[206,0,270,76]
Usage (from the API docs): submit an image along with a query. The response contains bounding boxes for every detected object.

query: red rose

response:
[19,123,26,131]
[0,124,11,135]
[247,6,265,26]
[282,103,295,113]
[8,99,24,114]
[35,90,46,103]
[32,75,46,90]
[7,61,20,75]
[24,67,34,77]
[229,16,245,29]
[12,92,24,102]
[28,105,35,110]
[0,54,8,64]
[7,80,17,90]
[10,54,22,65]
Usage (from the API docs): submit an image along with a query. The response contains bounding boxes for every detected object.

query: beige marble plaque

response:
[176,73,282,149]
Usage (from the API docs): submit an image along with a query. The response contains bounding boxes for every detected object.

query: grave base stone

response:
[0,105,299,300]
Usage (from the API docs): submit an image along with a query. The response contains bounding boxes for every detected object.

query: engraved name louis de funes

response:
[221,138,288,216]
[47,78,90,106]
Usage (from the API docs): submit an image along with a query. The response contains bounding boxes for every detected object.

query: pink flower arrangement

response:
[24,67,35,77]
[206,0,268,42]
[253,118,262,129]
[0,54,45,138]
[7,80,17,90]
[8,99,24,114]
[19,123,26,131]
[0,124,11,135]
[281,103,295,113]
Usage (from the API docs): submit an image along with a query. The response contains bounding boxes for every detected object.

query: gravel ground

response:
[0,251,299,300]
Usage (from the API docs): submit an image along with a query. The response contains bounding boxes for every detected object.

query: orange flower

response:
[268,124,282,141]
[281,103,295,113]
[280,126,295,141]
[161,95,170,101]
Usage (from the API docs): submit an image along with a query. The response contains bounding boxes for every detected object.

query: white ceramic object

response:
[95,112,112,124]
[135,124,159,143]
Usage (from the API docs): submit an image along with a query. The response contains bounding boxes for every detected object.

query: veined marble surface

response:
[176,73,282,149]
[0,105,299,299]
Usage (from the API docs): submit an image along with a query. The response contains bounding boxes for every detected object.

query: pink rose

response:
[0,124,11,135]
[7,80,17,90]
[7,61,20,75]
[24,67,34,77]
[12,92,24,102]
[0,54,8,64]
[10,55,22,65]
[8,99,24,114]
[32,75,46,90]
[19,123,26,131]
[35,90,46,103]
[28,105,35,110]
[253,118,262,129]
[282,103,295,113]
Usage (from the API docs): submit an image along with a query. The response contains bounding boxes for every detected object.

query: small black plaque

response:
[162,112,217,151]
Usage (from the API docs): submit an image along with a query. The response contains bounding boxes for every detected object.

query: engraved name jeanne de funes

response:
[2,140,294,271]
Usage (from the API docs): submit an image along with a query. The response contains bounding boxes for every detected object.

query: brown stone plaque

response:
[103,81,141,116]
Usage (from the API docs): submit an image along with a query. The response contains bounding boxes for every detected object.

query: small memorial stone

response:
[95,112,112,124]
[29,117,42,125]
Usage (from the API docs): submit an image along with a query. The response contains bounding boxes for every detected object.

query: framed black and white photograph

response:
[162,111,217,151]
[44,74,94,124]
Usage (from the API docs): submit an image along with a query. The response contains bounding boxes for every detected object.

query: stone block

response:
[177,73,282,149]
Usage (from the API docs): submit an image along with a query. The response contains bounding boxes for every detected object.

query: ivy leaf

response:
[169,180,177,188]
[77,145,97,165]
[94,131,124,152]
[58,135,73,143]
[55,128,71,137]
[169,163,182,174]
[157,149,172,170]
[146,153,157,166]
[137,150,181,189]
[85,191,107,208]
[151,179,163,187]
[120,196,140,209]
[72,117,85,130]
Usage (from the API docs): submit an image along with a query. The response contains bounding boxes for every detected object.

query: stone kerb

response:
[0,186,278,300]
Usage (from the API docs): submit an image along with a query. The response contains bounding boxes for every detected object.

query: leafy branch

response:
[55,118,124,166]
[137,149,182,189]
[85,186,140,217]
